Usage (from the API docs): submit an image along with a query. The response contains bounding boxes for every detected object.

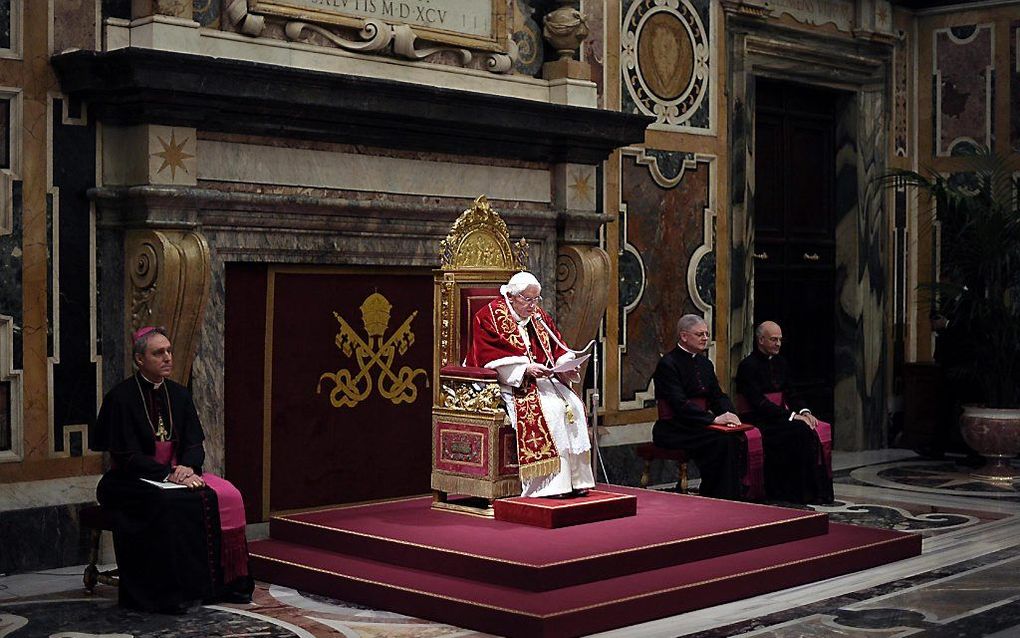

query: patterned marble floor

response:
[1,449,1018,638]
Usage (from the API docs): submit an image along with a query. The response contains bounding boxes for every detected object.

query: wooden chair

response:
[80,504,119,593]
[635,442,688,492]
[430,196,528,514]
[651,396,765,499]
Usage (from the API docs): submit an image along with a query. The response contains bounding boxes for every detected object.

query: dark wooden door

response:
[753,79,839,419]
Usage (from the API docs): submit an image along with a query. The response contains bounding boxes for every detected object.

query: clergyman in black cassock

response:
[735,321,834,504]
[652,315,748,500]
[91,327,253,613]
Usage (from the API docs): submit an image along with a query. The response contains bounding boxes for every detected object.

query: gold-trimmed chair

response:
[431,196,527,515]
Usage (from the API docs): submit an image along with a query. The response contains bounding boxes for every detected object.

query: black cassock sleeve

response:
[96,386,172,481]
[653,352,734,426]
[172,383,206,473]
[736,355,790,422]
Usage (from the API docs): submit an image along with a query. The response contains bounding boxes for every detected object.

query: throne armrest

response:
[440,365,498,381]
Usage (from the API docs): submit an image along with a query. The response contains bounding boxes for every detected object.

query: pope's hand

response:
[527,363,552,378]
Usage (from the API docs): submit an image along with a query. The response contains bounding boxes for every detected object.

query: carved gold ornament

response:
[439,195,527,271]
[317,292,428,408]
[440,379,503,413]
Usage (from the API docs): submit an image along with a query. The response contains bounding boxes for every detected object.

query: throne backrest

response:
[433,196,528,401]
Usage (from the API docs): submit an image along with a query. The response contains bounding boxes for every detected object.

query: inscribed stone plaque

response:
[252,0,506,50]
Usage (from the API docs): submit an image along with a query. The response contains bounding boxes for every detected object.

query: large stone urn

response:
[959,406,1020,480]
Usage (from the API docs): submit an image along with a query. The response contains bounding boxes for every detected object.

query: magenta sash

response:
[153,442,249,582]
[761,393,832,478]
[663,398,765,500]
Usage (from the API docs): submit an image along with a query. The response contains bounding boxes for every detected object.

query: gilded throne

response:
[431,196,527,513]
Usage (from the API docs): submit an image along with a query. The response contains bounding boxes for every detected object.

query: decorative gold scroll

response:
[125,229,211,385]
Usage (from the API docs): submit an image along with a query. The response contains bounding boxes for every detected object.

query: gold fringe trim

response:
[432,474,522,499]
[519,456,561,480]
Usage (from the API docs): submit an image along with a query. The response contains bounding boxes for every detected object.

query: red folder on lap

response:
[707,423,756,433]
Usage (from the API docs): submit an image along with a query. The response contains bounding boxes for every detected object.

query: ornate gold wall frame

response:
[250,0,509,53]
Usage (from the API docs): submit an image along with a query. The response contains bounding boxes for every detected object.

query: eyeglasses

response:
[516,295,543,305]
[682,330,710,338]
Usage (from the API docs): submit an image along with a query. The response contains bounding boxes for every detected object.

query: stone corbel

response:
[224,0,266,36]
[390,24,472,64]
[555,245,610,368]
[285,20,393,54]
[126,229,211,385]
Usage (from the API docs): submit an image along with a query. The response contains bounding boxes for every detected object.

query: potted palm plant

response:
[885,150,1020,480]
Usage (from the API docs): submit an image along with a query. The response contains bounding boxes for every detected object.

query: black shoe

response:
[572,489,589,497]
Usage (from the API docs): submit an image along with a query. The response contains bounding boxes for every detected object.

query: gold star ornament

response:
[152,131,195,182]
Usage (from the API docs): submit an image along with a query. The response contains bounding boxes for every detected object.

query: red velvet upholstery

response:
[440,365,497,381]
[636,442,686,462]
[458,287,501,364]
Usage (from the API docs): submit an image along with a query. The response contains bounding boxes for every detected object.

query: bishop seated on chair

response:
[466,272,595,498]
[652,314,764,501]
[735,320,834,505]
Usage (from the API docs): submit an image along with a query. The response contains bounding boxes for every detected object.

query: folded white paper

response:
[141,478,188,489]
[551,353,591,374]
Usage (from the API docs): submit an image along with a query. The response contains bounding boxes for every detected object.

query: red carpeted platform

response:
[493,489,637,528]
[250,485,921,637]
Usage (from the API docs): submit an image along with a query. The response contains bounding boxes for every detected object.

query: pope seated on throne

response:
[466,271,595,498]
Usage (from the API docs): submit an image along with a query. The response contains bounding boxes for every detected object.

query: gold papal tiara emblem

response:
[317,292,428,408]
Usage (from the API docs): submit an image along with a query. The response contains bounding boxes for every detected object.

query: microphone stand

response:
[590,340,605,484]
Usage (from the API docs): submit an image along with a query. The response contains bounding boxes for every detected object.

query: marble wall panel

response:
[49,98,98,456]
[933,24,994,157]
[0,181,22,372]
[193,0,221,28]
[197,140,551,204]
[618,149,711,405]
[0,503,93,573]
[510,0,542,77]
[621,0,713,133]
[582,0,605,106]
[1012,20,1019,153]
[894,27,910,157]
[834,89,889,450]
[53,0,97,54]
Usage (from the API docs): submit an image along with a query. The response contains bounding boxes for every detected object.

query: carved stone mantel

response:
[52,47,651,166]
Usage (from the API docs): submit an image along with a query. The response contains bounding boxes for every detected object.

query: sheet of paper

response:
[551,353,591,374]
[140,478,188,489]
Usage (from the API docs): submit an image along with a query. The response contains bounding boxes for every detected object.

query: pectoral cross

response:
[155,414,169,441]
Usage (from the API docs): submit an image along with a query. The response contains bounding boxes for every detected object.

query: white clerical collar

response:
[677,342,699,357]
[506,299,533,327]
[138,371,164,389]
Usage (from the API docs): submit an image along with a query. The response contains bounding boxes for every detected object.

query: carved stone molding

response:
[125,229,211,385]
[229,7,517,73]
[556,244,610,357]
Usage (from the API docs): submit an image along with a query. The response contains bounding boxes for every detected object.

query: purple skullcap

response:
[132,326,158,343]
